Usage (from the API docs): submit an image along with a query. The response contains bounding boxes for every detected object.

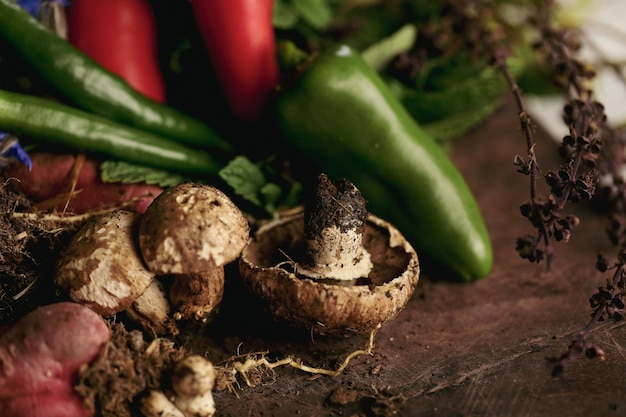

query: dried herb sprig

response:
[599,126,626,247]
[548,252,625,376]
[510,3,605,270]
[526,3,626,375]
[431,0,624,374]
[425,0,604,270]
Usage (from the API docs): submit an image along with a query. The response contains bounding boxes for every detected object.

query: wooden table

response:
[195,100,626,417]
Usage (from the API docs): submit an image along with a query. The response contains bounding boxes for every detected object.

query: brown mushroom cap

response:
[239,212,420,336]
[55,210,154,316]
[138,183,249,274]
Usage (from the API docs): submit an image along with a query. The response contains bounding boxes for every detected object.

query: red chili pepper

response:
[66,0,166,103]
[191,0,278,122]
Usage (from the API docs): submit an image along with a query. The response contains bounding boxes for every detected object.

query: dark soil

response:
[0,183,74,324]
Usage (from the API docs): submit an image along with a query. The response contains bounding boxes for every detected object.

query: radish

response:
[0,302,110,417]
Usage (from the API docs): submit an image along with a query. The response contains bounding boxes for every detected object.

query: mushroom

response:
[126,278,177,336]
[55,209,155,316]
[169,270,225,323]
[140,356,217,417]
[172,355,216,417]
[239,174,420,336]
[138,182,249,322]
[140,390,185,417]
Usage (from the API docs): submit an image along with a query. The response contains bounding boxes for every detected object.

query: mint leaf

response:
[218,156,266,206]
[219,156,304,216]
[100,160,187,187]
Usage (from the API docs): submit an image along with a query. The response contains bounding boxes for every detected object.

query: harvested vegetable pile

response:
[1,0,626,416]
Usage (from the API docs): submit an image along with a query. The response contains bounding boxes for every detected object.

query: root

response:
[11,207,121,230]
[215,324,380,391]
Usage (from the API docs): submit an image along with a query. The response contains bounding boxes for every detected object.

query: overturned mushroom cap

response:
[55,210,154,316]
[139,183,249,274]
[239,211,420,336]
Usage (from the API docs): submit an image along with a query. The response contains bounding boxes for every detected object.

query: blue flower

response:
[17,0,71,18]
[0,132,32,171]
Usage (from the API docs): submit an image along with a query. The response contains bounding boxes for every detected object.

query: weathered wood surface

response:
[196,101,626,417]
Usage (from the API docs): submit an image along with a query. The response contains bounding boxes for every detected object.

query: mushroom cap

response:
[55,210,154,316]
[172,355,216,396]
[138,183,249,274]
[239,212,420,336]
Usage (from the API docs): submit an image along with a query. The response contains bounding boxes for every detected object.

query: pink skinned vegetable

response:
[0,302,110,417]
[4,152,163,214]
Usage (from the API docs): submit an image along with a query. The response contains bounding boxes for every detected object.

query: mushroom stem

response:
[169,270,225,323]
[126,278,177,337]
[298,174,372,281]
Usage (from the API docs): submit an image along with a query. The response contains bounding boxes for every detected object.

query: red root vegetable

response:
[4,152,163,214]
[0,302,110,417]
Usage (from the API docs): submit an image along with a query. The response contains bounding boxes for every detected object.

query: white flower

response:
[526,0,626,141]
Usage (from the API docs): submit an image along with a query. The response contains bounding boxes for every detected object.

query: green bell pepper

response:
[276,44,493,281]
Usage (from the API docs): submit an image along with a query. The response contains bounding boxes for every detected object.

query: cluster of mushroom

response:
[52,175,420,417]
[56,174,420,340]
[55,182,250,335]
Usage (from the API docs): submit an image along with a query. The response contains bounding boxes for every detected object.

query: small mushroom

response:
[55,210,155,316]
[172,355,216,417]
[239,174,420,336]
[138,183,249,322]
[140,390,185,417]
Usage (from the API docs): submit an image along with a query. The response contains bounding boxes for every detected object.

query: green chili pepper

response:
[276,44,493,281]
[0,89,223,175]
[0,0,232,152]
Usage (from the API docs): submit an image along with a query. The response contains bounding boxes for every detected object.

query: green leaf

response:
[292,0,333,30]
[99,160,187,187]
[260,183,282,213]
[218,155,266,206]
[422,94,505,143]
[273,0,299,29]
[398,56,526,124]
